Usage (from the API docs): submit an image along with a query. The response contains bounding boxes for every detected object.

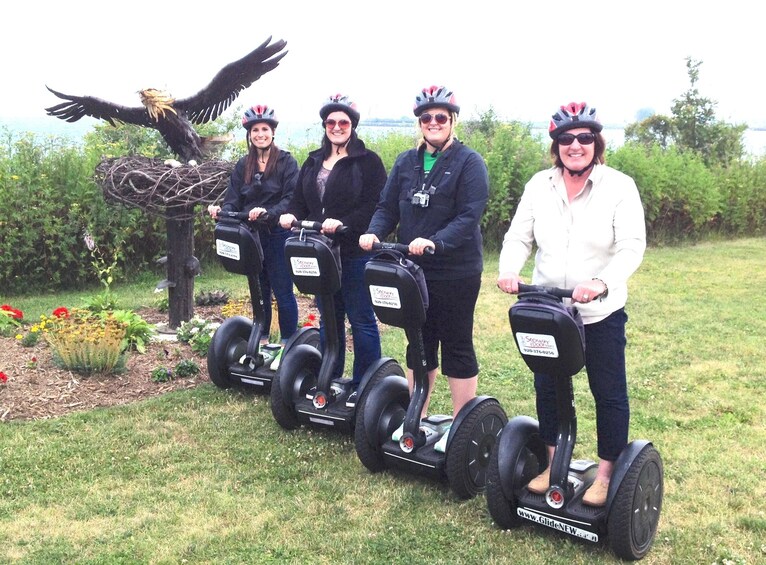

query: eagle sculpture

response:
[45,36,287,163]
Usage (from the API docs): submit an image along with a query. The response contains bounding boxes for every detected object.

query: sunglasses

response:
[419,113,450,125]
[557,132,596,146]
[325,119,351,129]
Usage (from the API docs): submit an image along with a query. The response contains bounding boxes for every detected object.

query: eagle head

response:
[139,88,177,122]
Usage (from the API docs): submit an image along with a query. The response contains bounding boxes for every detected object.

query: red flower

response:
[53,307,70,319]
[1,304,23,320]
[0,372,8,384]
[303,313,317,327]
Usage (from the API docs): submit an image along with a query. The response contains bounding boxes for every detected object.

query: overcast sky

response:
[2,1,763,130]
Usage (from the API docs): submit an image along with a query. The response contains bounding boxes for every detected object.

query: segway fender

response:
[282,326,320,358]
[363,374,409,446]
[446,395,504,451]
[605,439,653,510]
[277,344,322,405]
[496,415,542,499]
[357,356,401,396]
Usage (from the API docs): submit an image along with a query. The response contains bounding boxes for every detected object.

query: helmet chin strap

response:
[564,158,596,177]
[426,124,453,156]
[332,137,350,155]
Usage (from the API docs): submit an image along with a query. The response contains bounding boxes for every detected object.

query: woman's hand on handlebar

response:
[497,272,522,294]
[359,233,379,251]
[247,207,268,221]
[279,213,296,229]
[572,280,606,304]
[321,218,343,234]
[408,237,435,256]
[208,205,221,219]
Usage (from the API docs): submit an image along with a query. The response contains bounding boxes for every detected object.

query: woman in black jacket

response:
[208,105,299,359]
[360,86,489,452]
[280,94,387,394]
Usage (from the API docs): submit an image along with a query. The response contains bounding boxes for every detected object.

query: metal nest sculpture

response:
[95,157,234,220]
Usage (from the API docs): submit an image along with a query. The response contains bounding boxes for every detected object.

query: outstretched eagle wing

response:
[174,36,288,125]
[45,86,152,127]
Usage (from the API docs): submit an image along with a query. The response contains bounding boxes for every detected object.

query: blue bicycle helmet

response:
[319,94,360,128]
[242,105,279,130]
[548,102,602,139]
[413,85,460,117]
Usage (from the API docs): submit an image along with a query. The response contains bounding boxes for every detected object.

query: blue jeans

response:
[317,253,381,384]
[259,227,298,342]
[534,308,629,461]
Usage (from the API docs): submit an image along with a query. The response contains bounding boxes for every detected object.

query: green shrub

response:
[174,359,200,378]
[108,310,156,354]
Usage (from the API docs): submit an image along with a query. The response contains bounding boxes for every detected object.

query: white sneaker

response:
[269,347,284,370]
[434,425,452,453]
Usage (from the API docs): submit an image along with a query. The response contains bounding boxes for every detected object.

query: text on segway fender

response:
[216,240,240,261]
[290,257,321,277]
[517,508,598,542]
[516,332,560,358]
[369,285,401,309]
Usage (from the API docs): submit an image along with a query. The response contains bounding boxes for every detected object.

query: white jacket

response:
[499,164,646,324]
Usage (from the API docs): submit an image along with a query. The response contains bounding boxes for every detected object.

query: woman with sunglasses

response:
[497,102,646,507]
[279,94,387,393]
[208,105,299,354]
[360,85,489,451]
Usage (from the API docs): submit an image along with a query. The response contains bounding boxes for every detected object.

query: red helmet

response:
[549,102,602,139]
[413,85,460,116]
[242,105,278,130]
[319,94,360,128]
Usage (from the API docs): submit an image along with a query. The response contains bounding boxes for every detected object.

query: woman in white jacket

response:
[497,102,646,507]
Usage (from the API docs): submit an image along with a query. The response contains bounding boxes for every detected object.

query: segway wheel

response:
[486,416,547,529]
[446,399,507,499]
[285,326,320,354]
[354,374,409,473]
[207,316,252,389]
[269,347,320,430]
[608,446,664,561]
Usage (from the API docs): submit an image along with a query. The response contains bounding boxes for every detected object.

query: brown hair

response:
[550,130,606,168]
[244,139,280,183]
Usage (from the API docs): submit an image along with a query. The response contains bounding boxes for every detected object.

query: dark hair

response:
[244,141,280,184]
[550,130,606,168]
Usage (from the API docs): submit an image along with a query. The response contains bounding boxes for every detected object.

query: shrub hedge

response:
[1,119,764,294]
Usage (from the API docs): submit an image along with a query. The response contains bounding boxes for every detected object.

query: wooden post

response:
[166,206,196,328]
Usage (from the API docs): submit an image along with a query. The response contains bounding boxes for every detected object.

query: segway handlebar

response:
[289,220,349,234]
[518,283,573,299]
[371,242,435,255]
[215,210,274,225]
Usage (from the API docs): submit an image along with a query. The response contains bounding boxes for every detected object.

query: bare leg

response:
[447,375,477,417]
[595,458,614,483]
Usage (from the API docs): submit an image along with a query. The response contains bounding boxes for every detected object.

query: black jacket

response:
[288,136,387,258]
[366,140,488,280]
[222,149,299,228]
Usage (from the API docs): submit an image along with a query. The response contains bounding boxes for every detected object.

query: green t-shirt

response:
[423,151,440,174]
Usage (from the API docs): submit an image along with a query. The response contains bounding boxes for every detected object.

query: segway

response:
[269,221,404,434]
[486,284,663,560]
[353,243,508,499]
[207,211,319,391]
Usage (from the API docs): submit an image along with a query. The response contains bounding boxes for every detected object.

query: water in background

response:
[3,117,765,157]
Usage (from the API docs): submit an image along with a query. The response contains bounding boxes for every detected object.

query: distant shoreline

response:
[3,117,765,156]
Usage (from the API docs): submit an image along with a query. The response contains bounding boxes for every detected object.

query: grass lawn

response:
[1,238,765,564]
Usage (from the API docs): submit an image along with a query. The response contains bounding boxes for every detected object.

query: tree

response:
[624,57,747,167]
